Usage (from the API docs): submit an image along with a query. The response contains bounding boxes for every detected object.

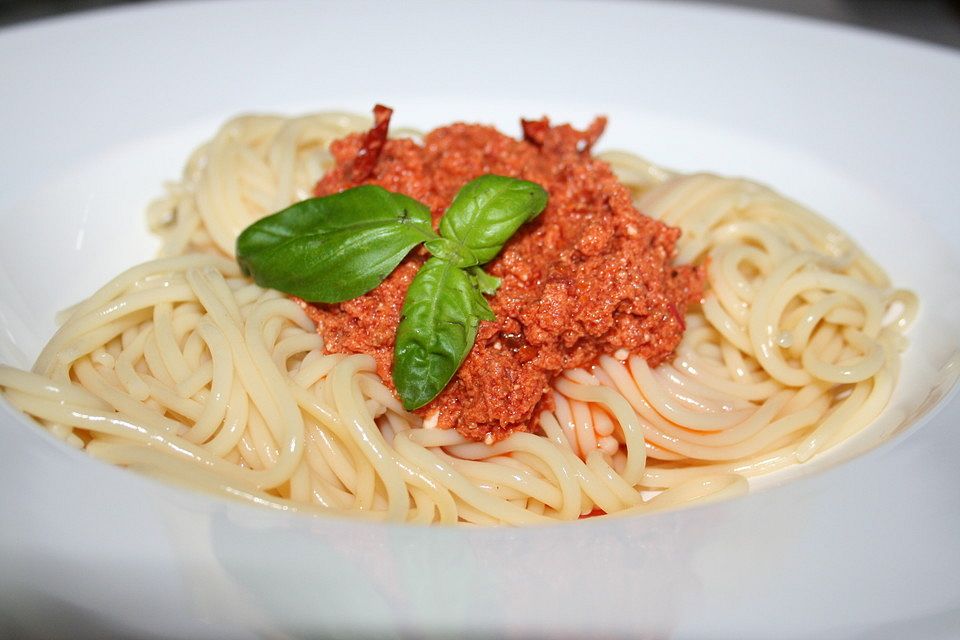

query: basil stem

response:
[236,185,437,302]
[438,174,548,264]
[423,237,479,268]
[393,257,495,410]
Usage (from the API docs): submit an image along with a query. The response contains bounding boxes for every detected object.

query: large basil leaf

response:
[236,185,437,302]
[438,175,548,264]
[393,257,495,410]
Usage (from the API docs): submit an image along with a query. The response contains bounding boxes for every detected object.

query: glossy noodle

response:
[0,112,916,524]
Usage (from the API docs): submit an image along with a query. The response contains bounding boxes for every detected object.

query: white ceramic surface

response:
[1,1,959,638]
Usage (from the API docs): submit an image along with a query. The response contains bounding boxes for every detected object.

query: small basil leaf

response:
[469,267,501,297]
[438,175,548,264]
[424,237,479,268]
[394,257,493,410]
[236,185,437,302]
[472,289,496,322]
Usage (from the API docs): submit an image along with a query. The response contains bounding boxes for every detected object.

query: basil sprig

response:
[236,174,548,410]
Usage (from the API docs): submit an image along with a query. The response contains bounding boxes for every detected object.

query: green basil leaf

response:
[394,257,494,410]
[469,267,501,296]
[438,175,548,264]
[236,185,437,302]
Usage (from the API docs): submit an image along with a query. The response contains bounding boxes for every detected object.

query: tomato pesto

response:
[302,108,704,442]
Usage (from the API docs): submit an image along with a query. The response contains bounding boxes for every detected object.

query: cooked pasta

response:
[0,112,915,524]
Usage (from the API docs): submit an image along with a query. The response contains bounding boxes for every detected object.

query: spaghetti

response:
[0,111,916,524]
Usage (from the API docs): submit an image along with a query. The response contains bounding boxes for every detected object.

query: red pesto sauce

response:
[303,108,705,442]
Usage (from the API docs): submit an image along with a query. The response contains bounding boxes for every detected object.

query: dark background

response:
[0,0,959,49]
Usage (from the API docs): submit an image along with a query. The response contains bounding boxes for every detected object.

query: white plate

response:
[1,1,959,638]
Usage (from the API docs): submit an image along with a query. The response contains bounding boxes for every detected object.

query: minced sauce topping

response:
[303,109,704,442]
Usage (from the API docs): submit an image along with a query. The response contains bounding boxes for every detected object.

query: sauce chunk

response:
[304,115,704,441]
